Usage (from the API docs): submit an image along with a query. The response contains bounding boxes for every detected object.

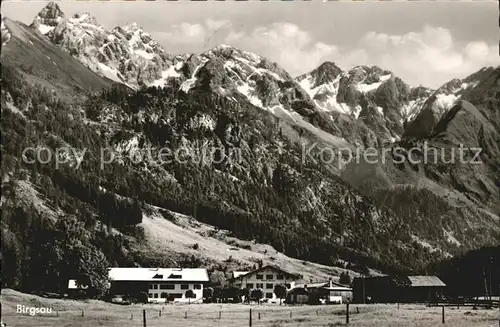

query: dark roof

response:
[353,275,446,288]
[230,265,300,281]
[408,276,446,287]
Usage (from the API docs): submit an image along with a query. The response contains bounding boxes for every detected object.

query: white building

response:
[229,265,301,302]
[108,268,209,303]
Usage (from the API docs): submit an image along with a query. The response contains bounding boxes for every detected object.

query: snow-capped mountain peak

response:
[31,1,65,35]
[29,3,175,88]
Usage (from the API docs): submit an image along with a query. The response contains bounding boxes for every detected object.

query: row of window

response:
[240,283,291,289]
[255,274,285,280]
[148,293,183,299]
[149,284,201,290]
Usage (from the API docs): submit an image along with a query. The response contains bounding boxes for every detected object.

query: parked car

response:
[111,295,131,305]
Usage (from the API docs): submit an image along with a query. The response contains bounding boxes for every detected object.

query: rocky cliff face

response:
[403,69,489,139]
[2,2,498,279]
[297,64,433,147]
[30,2,177,88]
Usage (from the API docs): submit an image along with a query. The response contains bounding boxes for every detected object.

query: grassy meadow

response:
[1,289,499,327]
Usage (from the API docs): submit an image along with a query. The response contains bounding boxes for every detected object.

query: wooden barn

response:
[352,275,446,303]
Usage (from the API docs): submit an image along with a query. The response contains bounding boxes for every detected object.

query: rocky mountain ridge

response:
[1,3,499,294]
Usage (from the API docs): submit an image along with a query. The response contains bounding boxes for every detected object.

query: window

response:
[160,284,175,290]
[149,285,154,289]
[256,274,263,280]
[266,292,273,299]
[153,293,159,298]
[181,284,189,290]
[193,284,202,290]
[266,283,274,289]
[160,293,168,298]
[256,283,264,289]
[277,275,284,280]
[246,283,254,289]
[285,284,291,289]
[168,274,182,279]
[172,293,183,298]
[148,293,153,298]
[266,274,274,280]
[152,284,158,290]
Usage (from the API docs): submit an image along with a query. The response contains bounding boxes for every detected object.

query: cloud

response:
[335,26,498,87]
[156,20,496,87]
[223,23,497,87]
[223,23,338,76]
[156,19,231,46]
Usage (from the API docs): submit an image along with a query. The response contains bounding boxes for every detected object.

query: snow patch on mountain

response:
[237,83,263,108]
[434,93,459,112]
[152,62,183,87]
[180,59,208,93]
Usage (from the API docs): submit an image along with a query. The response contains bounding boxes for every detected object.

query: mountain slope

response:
[2,2,499,298]
[1,18,112,97]
[30,2,179,88]
[297,63,433,148]
[341,66,500,255]
[404,67,494,139]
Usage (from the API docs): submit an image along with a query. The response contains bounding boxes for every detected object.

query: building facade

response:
[293,281,353,304]
[229,266,300,302]
[352,275,446,303]
[108,268,209,303]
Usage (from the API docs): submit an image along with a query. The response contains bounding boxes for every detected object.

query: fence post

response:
[290,310,292,318]
[346,303,350,325]
[219,311,221,319]
[143,309,146,327]
[159,310,161,317]
[130,313,133,320]
[441,305,445,324]
[249,308,252,327]
[258,312,261,320]
[81,310,84,317]
[184,311,187,319]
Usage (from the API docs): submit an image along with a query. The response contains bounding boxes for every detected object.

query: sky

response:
[2,1,499,88]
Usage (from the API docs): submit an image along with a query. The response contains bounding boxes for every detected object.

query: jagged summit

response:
[114,22,145,35]
[70,12,98,25]
[36,1,64,19]
[302,61,343,87]
[30,1,65,35]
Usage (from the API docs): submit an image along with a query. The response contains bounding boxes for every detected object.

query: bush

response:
[138,291,148,304]
[250,288,264,301]
[273,284,287,304]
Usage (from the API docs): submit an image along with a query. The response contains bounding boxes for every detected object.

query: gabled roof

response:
[108,268,209,282]
[295,281,352,291]
[408,276,446,287]
[230,265,300,281]
[233,271,249,279]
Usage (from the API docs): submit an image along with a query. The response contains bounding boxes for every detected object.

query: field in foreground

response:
[2,289,499,327]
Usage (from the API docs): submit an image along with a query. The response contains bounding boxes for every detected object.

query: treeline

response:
[1,61,436,299]
[87,84,427,274]
[429,246,500,297]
